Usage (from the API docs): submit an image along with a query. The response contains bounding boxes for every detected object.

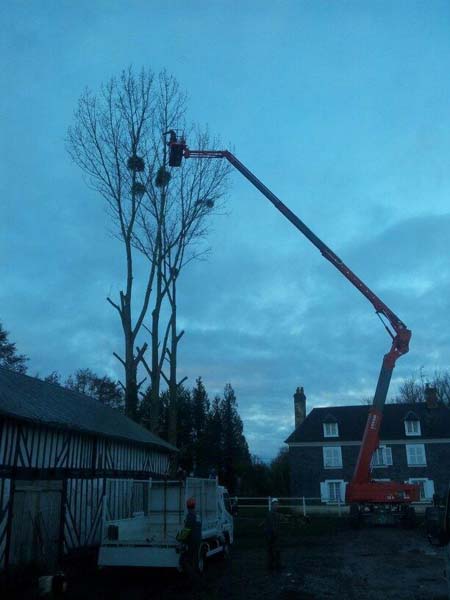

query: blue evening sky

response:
[1,1,450,459]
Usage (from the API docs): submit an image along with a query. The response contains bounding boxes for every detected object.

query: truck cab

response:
[218,486,234,547]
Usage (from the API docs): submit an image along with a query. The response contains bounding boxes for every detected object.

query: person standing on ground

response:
[265,498,282,571]
[181,497,202,575]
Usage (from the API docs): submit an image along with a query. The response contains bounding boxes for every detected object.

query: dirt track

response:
[4,515,449,599]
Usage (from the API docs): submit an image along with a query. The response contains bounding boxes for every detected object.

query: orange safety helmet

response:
[186,497,196,509]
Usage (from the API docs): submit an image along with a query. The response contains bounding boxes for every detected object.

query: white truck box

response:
[98,478,233,570]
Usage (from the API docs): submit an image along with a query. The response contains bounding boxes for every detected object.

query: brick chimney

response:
[294,386,306,429]
[425,383,438,408]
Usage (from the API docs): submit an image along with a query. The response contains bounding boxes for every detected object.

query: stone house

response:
[285,387,450,503]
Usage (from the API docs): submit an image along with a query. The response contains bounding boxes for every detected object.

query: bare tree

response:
[67,68,162,419]
[394,368,426,404]
[431,370,450,405]
[393,367,450,405]
[135,77,230,438]
[67,68,230,428]
[160,131,230,443]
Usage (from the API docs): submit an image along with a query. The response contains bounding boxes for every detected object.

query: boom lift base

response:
[350,502,417,529]
[347,481,419,504]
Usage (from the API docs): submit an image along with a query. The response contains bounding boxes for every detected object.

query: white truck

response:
[98,477,233,572]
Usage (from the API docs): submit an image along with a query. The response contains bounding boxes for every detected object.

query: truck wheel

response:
[197,546,208,574]
[350,503,361,529]
[222,538,231,559]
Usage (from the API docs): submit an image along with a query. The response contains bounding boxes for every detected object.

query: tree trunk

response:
[168,280,178,446]
[150,243,164,432]
[149,170,168,434]
[125,368,138,420]
[124,305,138,420]
[150,302,161,432]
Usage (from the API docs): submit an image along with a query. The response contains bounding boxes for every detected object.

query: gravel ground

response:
[3,515,448,599]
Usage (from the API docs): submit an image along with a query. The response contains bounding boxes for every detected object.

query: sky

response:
[1,1,450,460]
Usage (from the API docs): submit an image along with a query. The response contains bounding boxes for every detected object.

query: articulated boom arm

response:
[171,140,412,495]
[184,147,411,356]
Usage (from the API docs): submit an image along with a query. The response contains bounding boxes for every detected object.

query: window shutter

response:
[425,480,435,500]
[320,482,328,503]
[341,481,348,503]
[385,447,393,466]
[420,445,427,465]
[371,449,378,467]
[406,446,412,465]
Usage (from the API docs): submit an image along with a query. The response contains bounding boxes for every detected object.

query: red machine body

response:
[167,135,419,513]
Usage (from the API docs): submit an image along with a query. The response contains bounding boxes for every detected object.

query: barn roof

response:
[285,402,450,444]
[0,367,177,453]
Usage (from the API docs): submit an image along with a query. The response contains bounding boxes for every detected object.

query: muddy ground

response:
[4,514,449,599]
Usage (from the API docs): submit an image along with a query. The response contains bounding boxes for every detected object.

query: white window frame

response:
[406,444,427,467]
[323,446,343,469]
[371,445,393,468]
[320,480,347,504]
[404,419,421,436]
[407,478,435,501]
[323,422,339,438]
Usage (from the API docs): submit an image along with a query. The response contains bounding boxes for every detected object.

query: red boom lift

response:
[167,133,420,525]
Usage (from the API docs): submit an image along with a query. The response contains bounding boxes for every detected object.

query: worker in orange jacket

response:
[180,497,202,575]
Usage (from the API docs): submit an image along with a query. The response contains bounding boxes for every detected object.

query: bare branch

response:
[158,317,172,373]
[113,352,126,367]
[135,342,148,365]
[107,296,122,314]
[137,377,147,391]
[139,353,153,378]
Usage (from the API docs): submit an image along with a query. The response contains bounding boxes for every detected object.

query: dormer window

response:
[323,421,339,438]
[404,412,421,436]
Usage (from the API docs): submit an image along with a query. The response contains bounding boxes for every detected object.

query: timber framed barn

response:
[0,366,177,572]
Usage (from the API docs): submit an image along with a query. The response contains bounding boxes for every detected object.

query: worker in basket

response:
[177,497,202,575]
